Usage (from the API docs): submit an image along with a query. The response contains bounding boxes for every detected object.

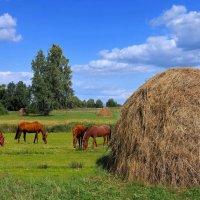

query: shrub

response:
[0,103,8,115]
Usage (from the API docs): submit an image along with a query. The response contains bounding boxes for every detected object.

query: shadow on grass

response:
[96,155,110,170]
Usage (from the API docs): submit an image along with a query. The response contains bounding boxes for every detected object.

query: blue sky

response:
[1,0,200,104]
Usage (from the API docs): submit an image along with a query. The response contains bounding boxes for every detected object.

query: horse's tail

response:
[15,127,19,140]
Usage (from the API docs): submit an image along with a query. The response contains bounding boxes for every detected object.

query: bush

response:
[0,103,8,115]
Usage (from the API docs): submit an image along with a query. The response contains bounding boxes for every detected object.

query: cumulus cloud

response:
[0,71,32,85]
[0,13,22,42]
[72,5,200,75]
[72,59,155,75]
[151,5,200,49]
[99,88,132,101]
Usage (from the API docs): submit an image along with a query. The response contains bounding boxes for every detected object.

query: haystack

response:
[97,107,112,117]
[108,67,200,186]
[19,108,28,116]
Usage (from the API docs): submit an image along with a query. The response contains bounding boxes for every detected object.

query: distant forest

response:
[0,44,120,115]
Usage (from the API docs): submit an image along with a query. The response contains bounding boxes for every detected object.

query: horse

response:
[0,130,4,146]
[14,121,47,144]
[72,124,88,148]
[83,125,111,149]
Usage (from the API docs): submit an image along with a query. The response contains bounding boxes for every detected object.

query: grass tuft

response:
[38,164,48,169]
[69,162,84,169]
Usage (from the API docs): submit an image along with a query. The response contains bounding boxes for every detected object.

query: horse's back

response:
[87,125,111,137]
[73,125,87,136]
[18,121,43,132]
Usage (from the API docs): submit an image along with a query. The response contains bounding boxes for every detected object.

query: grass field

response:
[0,109,199,199]
[0,108,120,127]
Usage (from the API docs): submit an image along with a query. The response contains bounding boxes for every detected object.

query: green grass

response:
[0,108,121,132]
[0,132,106,177]
[0,132,199,199]
[0,108,121,126]
[0,108,199,199]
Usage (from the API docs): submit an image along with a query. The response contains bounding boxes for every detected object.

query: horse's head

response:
[73,136,77,148]
[42,132,47,144]
[82,138,88,150]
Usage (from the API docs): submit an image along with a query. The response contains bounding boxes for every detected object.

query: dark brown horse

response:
[0,130,4,146]
[83,125,111,149]
[15,121,47,144]
[72,124,88,148]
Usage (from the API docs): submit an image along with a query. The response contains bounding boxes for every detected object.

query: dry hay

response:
[97,107,112,117]
[19,108,28,116]
[107,67,200,186]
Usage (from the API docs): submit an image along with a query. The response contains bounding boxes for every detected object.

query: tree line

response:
[0,44,120,115]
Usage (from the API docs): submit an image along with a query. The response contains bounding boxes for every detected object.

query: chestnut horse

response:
[15,121,47,144]
[83,125,111,149]
[0,130,4,146]
[72,124,88,148]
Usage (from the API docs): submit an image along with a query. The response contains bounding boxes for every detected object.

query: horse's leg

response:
[93,136,97,148]
[34,134,36,143]
[95,140,97,147]
[34,132,38,144]
[78,138,81,148]
[80,137,83,149]
[36,132,38,144]
[18,132,22,143]
[23,131,26,142]
[103,136,106,146]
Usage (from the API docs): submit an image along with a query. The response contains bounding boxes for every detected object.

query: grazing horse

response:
[0,130,4,146]
[15,121,47,144]
[83,125,111,149]
[72,125,88,148]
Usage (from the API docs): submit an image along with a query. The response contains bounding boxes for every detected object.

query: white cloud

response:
[151,5,200,49]
[72,59,155,75]
[72,5,200,75]
[0,13,16,28]
[0,13,22,42]
[0,71,32,85]
[99,88,132,101]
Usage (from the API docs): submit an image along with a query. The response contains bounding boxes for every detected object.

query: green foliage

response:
[106,98,118,107]
[31,44,74,115]
[66,96,83,109]
[96,99,103,108]
[0,84,6,101]
[46,44,74,109]
[32,49,53,115]
[3,82,16,110]
[0,102,8,115]
[15,81,31,109]
[87,98,95,108]
[26,102,39,114]
[1,81,31,111]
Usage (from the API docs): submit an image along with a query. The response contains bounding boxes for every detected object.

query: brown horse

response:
[15,121,47,144]
[72,125,88,148]
[83,125,111,149]
[0,130,4,146]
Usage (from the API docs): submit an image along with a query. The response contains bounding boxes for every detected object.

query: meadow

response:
[0,109,199,199]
